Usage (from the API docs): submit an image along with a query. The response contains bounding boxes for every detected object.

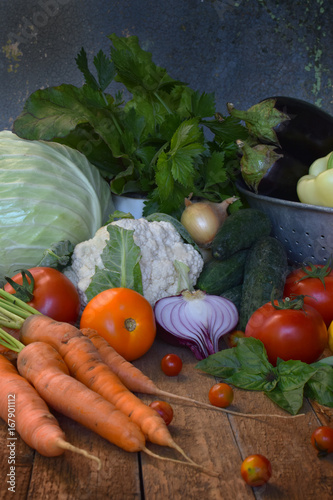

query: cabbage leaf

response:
[0,131,113,285]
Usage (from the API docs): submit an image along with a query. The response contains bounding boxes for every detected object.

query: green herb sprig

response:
[196,337,333,415]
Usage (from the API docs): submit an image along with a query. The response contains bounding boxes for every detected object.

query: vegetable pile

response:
[2,29,333,486]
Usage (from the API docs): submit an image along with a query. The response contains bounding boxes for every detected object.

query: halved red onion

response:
[154,290,239,360]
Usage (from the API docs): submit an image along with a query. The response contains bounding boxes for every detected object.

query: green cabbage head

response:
[0,131,113,285]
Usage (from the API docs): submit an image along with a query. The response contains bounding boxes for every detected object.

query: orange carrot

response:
[16,340,216,475]
[19,315,198,465]
[0,353,101,467]
[80,328,305,420]
[16,341,147,454]
[81,327,162,394]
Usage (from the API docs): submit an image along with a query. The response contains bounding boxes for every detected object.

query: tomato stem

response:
[271,293,307,311]
[124,318,136,332]
[297,261,332,288]
[4,269,35,302]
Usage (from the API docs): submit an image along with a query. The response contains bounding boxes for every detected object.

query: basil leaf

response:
[196,338,278,392]
[86,225,143,301]
[234,337,273,373]
[264,360,317,415]
[196,348,242,378]
[276,359,317,390]
[265,386,305,416]
[305,363,333,407]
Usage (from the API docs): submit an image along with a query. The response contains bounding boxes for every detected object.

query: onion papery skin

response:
[154,290,239,360]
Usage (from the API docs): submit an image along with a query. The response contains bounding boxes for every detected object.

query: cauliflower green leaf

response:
[85,225,143,301]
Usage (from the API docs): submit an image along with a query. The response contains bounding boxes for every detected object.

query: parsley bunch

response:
[13,34,247,216]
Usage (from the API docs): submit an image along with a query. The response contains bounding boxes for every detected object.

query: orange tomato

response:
[80,288,156,361]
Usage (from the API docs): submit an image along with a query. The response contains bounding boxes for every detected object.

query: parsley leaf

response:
[13,33,248,215]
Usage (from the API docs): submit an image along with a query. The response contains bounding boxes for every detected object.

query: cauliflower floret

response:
[64,218,204,307]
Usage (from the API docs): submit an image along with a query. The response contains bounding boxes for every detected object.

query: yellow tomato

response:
[80,287,156,361]
[328,321,333,353]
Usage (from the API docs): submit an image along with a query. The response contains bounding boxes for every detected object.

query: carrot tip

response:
[156,390,305,419]
[142,446,218,477]
[57,438,102,470]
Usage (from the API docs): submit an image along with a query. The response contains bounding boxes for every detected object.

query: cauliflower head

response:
[65,218,204,307]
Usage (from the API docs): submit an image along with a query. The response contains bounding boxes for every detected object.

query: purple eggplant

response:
[237,140,308,201]
[228,96,333,167]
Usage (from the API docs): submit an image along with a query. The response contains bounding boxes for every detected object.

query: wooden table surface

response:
[1,338,333,500]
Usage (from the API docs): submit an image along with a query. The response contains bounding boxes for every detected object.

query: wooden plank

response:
[134,340,254,500]
[0,411,141,499]
[134,338,333,500]
[0,419,34,499]
[26,412,141,499]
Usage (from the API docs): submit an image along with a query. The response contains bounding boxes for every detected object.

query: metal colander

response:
[236,181,333,266]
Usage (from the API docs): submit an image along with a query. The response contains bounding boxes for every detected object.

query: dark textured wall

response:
[1,0,332,130]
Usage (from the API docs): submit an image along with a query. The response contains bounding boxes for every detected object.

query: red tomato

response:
[245,300,328,365]
[4,267,80,324]
[80,288,156,361]
[161,354,183,376]
[284,265,333,327]
[208,382,234,408]
[311,426,333,457]
[241,454,272,487]
[149,400,174,426]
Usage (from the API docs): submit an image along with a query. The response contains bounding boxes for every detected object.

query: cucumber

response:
[220,284,242,310]
[238,236,288,330]
[211,208,272,260]
[196,249,248,296]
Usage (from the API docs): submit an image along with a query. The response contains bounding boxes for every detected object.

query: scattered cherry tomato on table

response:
[245,297,328,365]
[283,263,333,327]
[149,400,174,425]
[208,382,234,408]
[311,426,333,457]
[161,353,183,376]
[80,288,156,361]
[241,454,272,487]
[4,267,80,324]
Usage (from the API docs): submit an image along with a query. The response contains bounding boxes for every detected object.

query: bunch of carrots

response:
[0,288,302,475]
[0,288,221,475]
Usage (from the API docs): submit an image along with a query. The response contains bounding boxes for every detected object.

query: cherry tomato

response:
[208,382,234,408]
[80,288,156,361]
[149,400,174,426]
[4,267,80,324]
[161,353,182,376]
[245,300,328,365]
[311,426,333,457]
[241,454,272,487]
[227,330,245,348]
[284,265,333,327]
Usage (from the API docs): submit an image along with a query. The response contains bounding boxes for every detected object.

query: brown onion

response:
[180,195,238,247]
